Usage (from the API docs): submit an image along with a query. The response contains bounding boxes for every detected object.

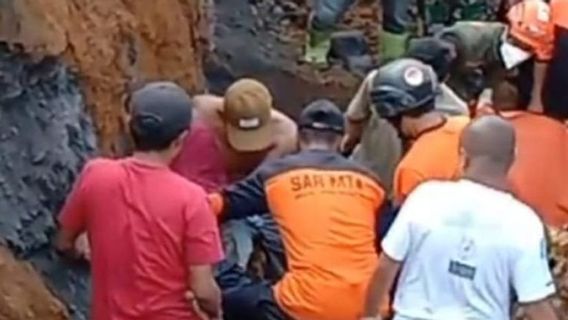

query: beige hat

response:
[223,79,273,152]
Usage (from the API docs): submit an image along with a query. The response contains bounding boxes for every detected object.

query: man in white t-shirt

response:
[361,115,558,320]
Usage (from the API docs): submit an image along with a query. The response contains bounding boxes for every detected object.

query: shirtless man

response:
[171,78,297,279]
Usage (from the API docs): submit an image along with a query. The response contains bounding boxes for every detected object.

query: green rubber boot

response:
[379,30,410,64]
[425,0,450,25]
[460,1,489,21]
[303,29,332,68]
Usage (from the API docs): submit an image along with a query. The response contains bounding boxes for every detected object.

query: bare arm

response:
[55,162,95,260]
[342,71,375,154]
[183,188,225,318]
[523,298,559,320]
[362,254,402,317]
[266,113,298,160]
[189,265,222,319]
[55,229,84,260]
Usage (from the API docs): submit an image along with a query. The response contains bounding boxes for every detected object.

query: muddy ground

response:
[207,0,381,118]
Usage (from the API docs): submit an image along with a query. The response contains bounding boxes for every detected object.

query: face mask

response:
[499,40,532,70]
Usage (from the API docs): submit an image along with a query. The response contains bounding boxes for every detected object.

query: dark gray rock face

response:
[0,43,96,320]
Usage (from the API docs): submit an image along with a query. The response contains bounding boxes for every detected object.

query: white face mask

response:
[499,40,532,70]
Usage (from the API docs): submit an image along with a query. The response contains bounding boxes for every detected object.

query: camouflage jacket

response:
[411,0,505,35]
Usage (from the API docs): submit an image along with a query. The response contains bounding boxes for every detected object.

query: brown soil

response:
[0,247,68,320]
[0,0,209,155]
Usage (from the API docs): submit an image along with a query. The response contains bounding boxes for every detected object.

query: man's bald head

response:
[461,115,516,173]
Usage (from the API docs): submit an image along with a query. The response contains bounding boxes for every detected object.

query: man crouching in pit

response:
[208,100,387,320]
[170,78,297,281]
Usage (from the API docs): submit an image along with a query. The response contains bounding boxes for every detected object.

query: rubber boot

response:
[379,30,410,64]
[425,0,450,25]
[303,28,332,68]
[460,1,488,21]
[423,0,451,34]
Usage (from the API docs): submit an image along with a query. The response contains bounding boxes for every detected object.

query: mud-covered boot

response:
[379,30,410,64]
[303,29,332,68]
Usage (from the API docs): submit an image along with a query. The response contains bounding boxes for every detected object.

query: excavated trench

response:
[0,0,565,319]
[0,0,373,319]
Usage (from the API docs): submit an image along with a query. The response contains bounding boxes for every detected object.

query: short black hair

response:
[299,127,342,145]
[299,99,345,134]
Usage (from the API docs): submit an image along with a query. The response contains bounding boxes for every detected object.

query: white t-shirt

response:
[383,179,556,320]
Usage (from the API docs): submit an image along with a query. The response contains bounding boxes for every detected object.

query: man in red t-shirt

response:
[55,82,224,320]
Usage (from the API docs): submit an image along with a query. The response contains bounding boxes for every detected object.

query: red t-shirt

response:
[171,120,228,193]
[59,157,224,320]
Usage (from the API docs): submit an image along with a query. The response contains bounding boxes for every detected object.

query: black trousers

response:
[221,214,286,282]
[216,261,291,320]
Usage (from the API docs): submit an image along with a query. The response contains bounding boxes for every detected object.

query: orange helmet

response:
[507,0,554,59]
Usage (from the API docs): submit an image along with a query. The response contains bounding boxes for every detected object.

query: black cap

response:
[129,81,193,142]
[298,99,345,134]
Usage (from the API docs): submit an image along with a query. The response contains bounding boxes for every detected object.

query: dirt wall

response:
[0,1,208,319]
[0,0,208,155]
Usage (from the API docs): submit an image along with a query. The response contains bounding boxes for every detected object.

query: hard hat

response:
[369,58,439,118]
[507,0,553,57]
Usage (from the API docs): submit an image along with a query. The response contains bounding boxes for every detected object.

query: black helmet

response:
[405,37,456,81]
[369,58,439,118]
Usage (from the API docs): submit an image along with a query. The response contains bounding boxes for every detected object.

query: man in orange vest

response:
[210,100,386,320]
[369,58,470,206]
[543,0,568,121]
[478,79,568,227]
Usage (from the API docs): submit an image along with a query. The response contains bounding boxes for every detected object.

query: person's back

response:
[544,0,568,120]
[363,58,470,204]
[214,100,385,320]
[504,111,568,227]
[394,115,470,203]
[171,117,227,193]
[265,151,382,319]
[439,21,505,69]
[57,82,223,320]
[390,180,553,320]
[362,115,558,320]
[75,158,217,319]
